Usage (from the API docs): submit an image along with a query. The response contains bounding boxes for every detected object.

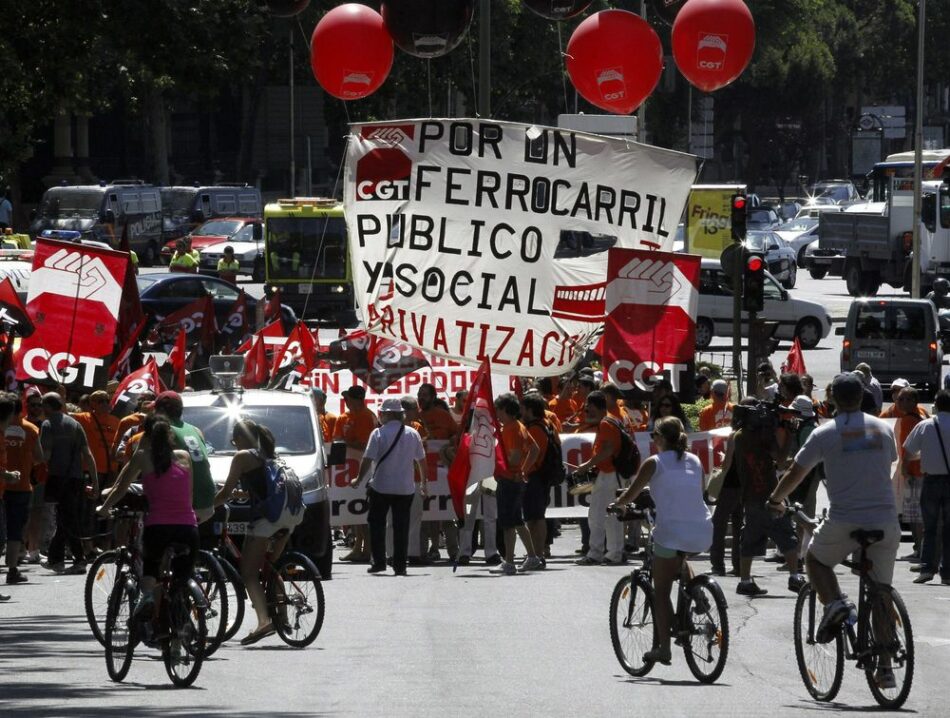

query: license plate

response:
[299,284,311,293]
[857,350,885,360]
[227,522,248,535]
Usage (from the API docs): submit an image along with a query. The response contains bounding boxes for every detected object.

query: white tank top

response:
[650,451,713,554]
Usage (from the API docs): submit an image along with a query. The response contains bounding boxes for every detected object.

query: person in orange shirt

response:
[602,383,637,434]
[548,374,578,425]
[111,392,154,468]
[73,390,121,488]
[879,379,930,419]
[310,387,337,443]
[698,380,735,431]
[521,394,553,560]
[334,385,378,562]
[564,376,598,431]
[493,393,541,575]
[417,383,458,440]
[3,394,42,585]
[573,391,625,565]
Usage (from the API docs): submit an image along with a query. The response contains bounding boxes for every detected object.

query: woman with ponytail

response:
[610,416,712,666]
[98,415,197,614]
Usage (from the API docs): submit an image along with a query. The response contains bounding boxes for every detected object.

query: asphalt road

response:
[2,524,947,717]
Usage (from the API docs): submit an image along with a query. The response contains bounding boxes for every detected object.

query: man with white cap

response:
[350,398,426,576]
[855,362,883,413]
[698,380,734,431]
[783,395,822,569]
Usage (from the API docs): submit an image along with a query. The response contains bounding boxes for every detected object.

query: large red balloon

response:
[310,4,393,100]
[565,10,663,115]
[671,0,755,92]
[382,0,474,59]
[522,1,593,21]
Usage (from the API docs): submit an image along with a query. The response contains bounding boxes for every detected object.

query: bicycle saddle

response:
[850,529,885,546]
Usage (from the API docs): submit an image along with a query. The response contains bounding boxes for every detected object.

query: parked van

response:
[161,184,262,244]
[838,298,942,393]
[30,181,162,260]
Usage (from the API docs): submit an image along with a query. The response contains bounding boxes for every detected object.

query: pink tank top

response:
[143,462,197,527]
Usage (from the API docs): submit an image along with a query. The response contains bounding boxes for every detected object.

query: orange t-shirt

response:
[319,411,337,443]
[333,406,378,450]
[897,413,924,477]
[3,420,40,493]
[419,406,458,440]
[593,418,622,473]
[525,420,549,474]
[73,410,121,474]
[548,396,577,424]
[499,420,537,481]
[124,431,144,462]
[698,401,735,431]
[544,409,563,434]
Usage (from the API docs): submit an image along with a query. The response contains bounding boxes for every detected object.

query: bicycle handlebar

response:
[607,504,653,522]
[781,501,821,530]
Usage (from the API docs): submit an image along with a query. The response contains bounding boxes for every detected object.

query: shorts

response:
[522,473,549,522]
[248,495,305,539]
[808,518,900,586]
[142,524,199,580]
[2,491,31,542]
[741,501,798,558]
[901,476,923,524]
[495,478,526,530]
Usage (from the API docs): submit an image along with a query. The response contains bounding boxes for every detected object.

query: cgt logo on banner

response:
[603,248,701,393]
[344,118,698,375]
[16,239,134,391]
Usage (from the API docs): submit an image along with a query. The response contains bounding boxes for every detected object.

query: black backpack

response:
[530,420,567,487]
[606,418,641,480]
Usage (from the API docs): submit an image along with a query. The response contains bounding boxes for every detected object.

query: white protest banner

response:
[344,118,697,375]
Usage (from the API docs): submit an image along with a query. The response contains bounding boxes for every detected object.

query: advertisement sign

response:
[344,118,697,374]
[686,184,742,258]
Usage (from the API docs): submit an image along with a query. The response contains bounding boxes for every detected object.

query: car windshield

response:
[747,209,774,226]
[745,232,773,252]
[182,405,316,456]
[135,275,159,291]
[196,219,242,237]
[782,217,817,233]
[161,188,197,217]
[37,189,104,219]
[266,216,347,280]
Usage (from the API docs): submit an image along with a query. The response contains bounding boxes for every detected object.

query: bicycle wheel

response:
[216,555,246,642]
[104,578,136,682]
[793,584,844,702]
[194,551,228,657]
[86,550,119,646]
[864,586,914,709]
[608,573,656,677]
[269,551,325,648]
[682,575,729,684]
[162,584,207,687]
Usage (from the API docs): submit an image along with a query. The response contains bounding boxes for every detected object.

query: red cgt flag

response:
[270,321,318,378]
[446,360,507,523]
[241,333,269,388]
[110,357,165,416]
[153,295,216,351]
[781,336,807,376]
[167,326,188,391]
[219,291,249,349]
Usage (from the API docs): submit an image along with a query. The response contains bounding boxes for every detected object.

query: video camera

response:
[732,398,803,432]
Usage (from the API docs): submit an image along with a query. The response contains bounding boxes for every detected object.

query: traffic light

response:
[743,249,766,312]
[731,193,747,242]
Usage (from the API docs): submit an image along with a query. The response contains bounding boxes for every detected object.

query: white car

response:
[199,225,264,281]
[746,230,798,289]
[695,258,832,350]
[774,216,820,267]
[0,250,33,302]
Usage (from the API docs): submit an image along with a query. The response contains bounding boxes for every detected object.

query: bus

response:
[868,149,950,202]
[262,197,355,324]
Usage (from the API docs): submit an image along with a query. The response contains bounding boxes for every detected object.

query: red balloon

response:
[565,10,663,115]
[671,0,755,92]
[310,4,393,100]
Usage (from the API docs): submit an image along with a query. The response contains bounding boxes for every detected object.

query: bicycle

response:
[87,503,230,656]
[607,504,729,684]
[786,504,914,708]
[104,541,208,687]
[209,523,325,648]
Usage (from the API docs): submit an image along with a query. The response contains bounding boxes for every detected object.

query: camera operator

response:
[731,399,805,597]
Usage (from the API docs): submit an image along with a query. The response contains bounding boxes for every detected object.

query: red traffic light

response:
[732,196,747,211]
[747,256,764,272]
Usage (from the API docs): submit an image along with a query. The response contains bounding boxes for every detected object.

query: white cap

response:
[380,398,404,413]
[790,395,815,418]
[890,378,910,390]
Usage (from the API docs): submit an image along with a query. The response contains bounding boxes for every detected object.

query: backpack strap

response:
[373,423,405,476]
[932,418,950,475]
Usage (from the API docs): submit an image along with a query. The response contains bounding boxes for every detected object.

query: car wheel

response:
[795,318,822,349]
[695,318,713,350]
[808,268,827,280]
[252,258,264,283]
[782,264,797,290]
[796,247,808,268]
[844,262,863,297]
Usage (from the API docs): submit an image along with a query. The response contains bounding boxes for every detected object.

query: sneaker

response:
[500,561,518,576]
[484,554,503,566]
[910,564,923,573]
[788,574,807,594]
[875,667,897,690]
[913,572,935,584]
[520,556,545,572]
[708,565,726,577]
[736,580,768,597]
[816,598,852,643]
[575,556,602,566]
[63,563,87,575]
[5,569,28,585]
[41,560,66,574]
[764,552,785,563]
[24,551,43,565]
[574,547,589,555]
[457,555,471,566]
[0,593,10,601]
[643,646,673,665]
[366,564,387,574]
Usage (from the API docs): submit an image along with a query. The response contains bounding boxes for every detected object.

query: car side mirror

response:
[835,326,845,336]
[780,289,789,301]
[253,223,263,242]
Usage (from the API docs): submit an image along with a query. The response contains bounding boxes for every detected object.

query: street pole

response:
[911,0,926,298]
[745,311,757,398]
[479,0,491,117]
[732,250,743,398]
[637,0,647,143]
[289,26,296,197]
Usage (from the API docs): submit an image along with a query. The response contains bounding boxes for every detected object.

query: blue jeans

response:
[920,476,950,578]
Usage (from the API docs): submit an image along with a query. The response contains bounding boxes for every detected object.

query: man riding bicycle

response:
[769,372,901,690]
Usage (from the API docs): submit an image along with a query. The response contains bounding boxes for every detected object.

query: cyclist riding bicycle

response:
[97,416,198,627]
[770,372,901,690]
[609,416,713,666]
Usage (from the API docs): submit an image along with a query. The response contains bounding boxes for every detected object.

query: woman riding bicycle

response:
[609,417,712,665]
[97,416,197,620]
[214,419,303,646]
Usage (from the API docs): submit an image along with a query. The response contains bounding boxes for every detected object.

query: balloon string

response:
[427,59,433,118]
[296,17,310,49]
[466,28,478,117]
[556,23,569,115]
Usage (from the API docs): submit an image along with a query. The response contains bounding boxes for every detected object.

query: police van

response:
[161,184,262,243]
[30,180,162,261]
